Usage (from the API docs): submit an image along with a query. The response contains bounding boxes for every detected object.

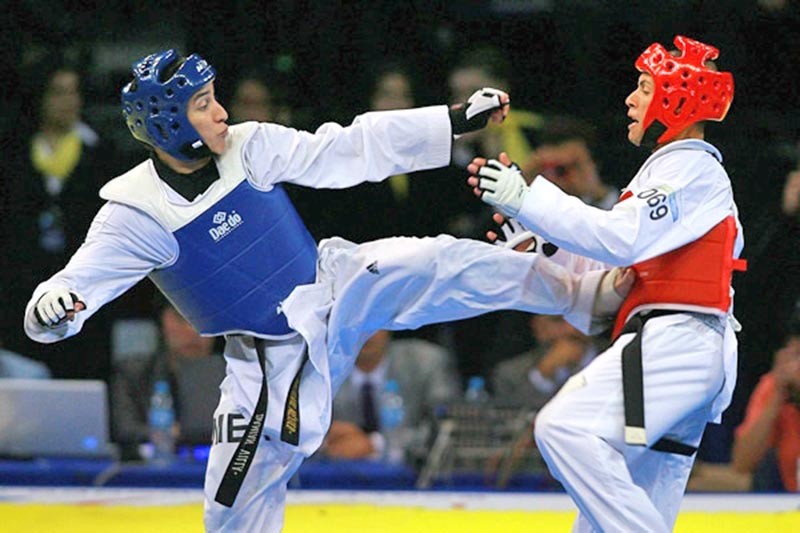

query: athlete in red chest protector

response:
[468,35,745,532]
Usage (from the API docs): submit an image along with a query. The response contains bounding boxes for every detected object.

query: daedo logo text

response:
[209,210,244,242]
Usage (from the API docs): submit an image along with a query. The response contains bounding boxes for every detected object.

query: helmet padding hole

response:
[158,56,185,83]
[154,123,168,141]
[673,97,686,116]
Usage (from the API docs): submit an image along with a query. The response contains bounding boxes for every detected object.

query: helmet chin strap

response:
[639,121,668,152]
[178,139,213,161]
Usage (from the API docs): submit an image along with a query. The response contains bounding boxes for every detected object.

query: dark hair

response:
[371,61,413,91]
[18,49,85,129]
[539,115,598,151]
[368,60,416,106]
[228,64,290,108]
[453,45,511,87]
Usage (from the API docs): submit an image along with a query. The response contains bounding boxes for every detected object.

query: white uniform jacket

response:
[517,139,744,421]
[24,107,452,343]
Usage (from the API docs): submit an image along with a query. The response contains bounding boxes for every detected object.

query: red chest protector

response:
[612,216,747,339]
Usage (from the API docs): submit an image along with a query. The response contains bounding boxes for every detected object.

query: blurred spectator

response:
[321,329,460,461]
[522,115,618,209]
[724,158,800,459]
[0,54,114,379]
[436,46,546,380]
[110,301,224,460]
[491,314,599,410]
[370,65,415,111]
[228,68,293,126]
[448,46,542,165]
[321,63,448,243]
[784,167,800,222]
[446,45,544,238]
[731,314,800,492]
[685,460,752,493]
[476,118,619,372]
[485,315,602,485]
[363,64,417,238]
[223,65,351,245]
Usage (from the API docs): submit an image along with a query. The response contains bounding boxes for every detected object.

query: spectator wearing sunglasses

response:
[523,115,618,210]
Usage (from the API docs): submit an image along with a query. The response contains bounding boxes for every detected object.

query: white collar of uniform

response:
[640,138,722,168]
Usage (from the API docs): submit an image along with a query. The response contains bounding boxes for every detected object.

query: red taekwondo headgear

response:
[635,35,734,143]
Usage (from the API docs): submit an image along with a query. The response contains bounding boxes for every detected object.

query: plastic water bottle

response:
[148,379,176,464]
[380,379,406,464]
[465,376,490,405]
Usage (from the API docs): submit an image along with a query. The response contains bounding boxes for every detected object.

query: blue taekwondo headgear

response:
[121,49,216,161]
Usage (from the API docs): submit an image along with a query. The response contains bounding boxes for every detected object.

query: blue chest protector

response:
[149,181,318,338]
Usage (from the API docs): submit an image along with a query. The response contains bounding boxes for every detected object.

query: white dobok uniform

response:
[516,139,744,533]
[24,106,612,532]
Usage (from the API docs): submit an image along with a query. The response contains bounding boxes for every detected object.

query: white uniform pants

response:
[204,235,596,532]
[534,312,726,533]
[204,376,305,533]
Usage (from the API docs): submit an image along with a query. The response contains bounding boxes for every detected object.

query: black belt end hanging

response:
[214,339,269,508]
[619,310,699,456]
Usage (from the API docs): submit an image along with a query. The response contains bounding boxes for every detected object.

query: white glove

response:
[492,217,536,251]
[476,159,529,218]
[34,288,85,328]
[450,87,508,138]
[492,217,561,257]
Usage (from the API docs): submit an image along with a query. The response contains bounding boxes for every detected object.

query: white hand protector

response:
[34,288,85,328]
[450,87,508,137]
[493,217,537,251]
[465,87,506,120]
[476,159,529,218]
[493,217,561,257]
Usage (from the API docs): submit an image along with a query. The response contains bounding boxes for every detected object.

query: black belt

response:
[215,340,308,507]
[619,310,697,457]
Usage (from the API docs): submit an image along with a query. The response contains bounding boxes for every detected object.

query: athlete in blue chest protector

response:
[25,49,629,532]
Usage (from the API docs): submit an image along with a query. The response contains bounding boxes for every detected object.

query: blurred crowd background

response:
[0,0,798,486]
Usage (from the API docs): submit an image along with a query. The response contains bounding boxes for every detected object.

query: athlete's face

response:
[625,72,654,147]
[187,81,229,155]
